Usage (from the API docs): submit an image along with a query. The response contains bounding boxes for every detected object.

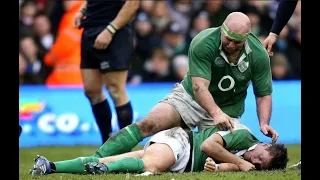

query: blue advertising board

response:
[19,81,301,148]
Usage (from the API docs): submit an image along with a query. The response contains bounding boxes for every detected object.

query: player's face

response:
[248,144,273,170]
[221,31,246,54]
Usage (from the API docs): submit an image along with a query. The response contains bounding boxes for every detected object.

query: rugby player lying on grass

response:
[30,123,288,176]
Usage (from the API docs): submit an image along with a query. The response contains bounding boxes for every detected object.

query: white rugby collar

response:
[234,143,258,157]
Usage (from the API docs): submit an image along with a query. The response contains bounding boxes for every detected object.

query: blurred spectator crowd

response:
[19,0,301,85]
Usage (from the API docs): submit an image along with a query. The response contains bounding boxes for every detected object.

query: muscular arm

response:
[110,0,140,30]
[192,77,223,118]
[256,95,272,126]
[200,134,245,167]
[271,0,298,35]
[252,50,273,127]
[203,158,240,172]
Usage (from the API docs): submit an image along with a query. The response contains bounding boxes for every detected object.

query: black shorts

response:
[80,25,134,73]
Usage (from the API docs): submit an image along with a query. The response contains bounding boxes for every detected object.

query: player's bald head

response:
[223,12,251,38]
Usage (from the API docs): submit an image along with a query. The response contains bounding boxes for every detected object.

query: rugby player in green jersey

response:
[31,123,288,175]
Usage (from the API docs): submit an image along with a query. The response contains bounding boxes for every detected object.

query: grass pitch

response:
[19,144,301,180]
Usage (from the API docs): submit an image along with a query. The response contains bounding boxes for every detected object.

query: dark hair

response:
[266,144,289,170]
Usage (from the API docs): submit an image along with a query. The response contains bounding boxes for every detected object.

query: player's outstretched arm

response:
[110,0,140,30]
[263,0,298,55]
[204,157,240,172]
[270,0,298,36]
[188,41,220,119]
[251,49,278,142]
[191,77,222,120]
[191,77,234,132]
[255,95,278,142]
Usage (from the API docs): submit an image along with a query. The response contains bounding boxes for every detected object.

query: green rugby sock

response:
[105,157,144,173]
[53,156,99,174]
[94,124,143,157]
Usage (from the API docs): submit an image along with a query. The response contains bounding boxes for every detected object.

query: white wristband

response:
[106,25,116,35]
[215,164,220,172]
[269,32,279,38]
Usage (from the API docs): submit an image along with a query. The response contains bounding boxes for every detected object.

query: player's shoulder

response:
[190,27,221,51]
[233,123,253,134]
[248,33,269,57]
[247,33,270,61]
[213,123,254,140]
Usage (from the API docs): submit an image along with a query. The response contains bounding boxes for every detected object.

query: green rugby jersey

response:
[181,27,272,118]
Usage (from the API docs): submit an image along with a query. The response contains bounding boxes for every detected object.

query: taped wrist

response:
[215,164,220,172]
[269,32,279,38]
[105,23,118,35]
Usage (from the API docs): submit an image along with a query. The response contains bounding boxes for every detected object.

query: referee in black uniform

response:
[73,0,140,144]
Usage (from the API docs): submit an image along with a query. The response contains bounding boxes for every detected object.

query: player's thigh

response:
[102,70,129,105]
[99,150,144,164]
[94,26,133,103]
[161,83,213,130]
[143,127,190,173]
[142,143,175,173]
[80,27,101,72]
[80,28,104,95]
[136,102,182,137]
[81,69,103,95]
[102,70,128,91]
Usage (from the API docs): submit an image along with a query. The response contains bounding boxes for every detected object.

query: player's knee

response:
[84,89,104,105]
[106,84,123,102]
[137,120,159,137]
[143,160,160,173]
[143,165,158,173]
